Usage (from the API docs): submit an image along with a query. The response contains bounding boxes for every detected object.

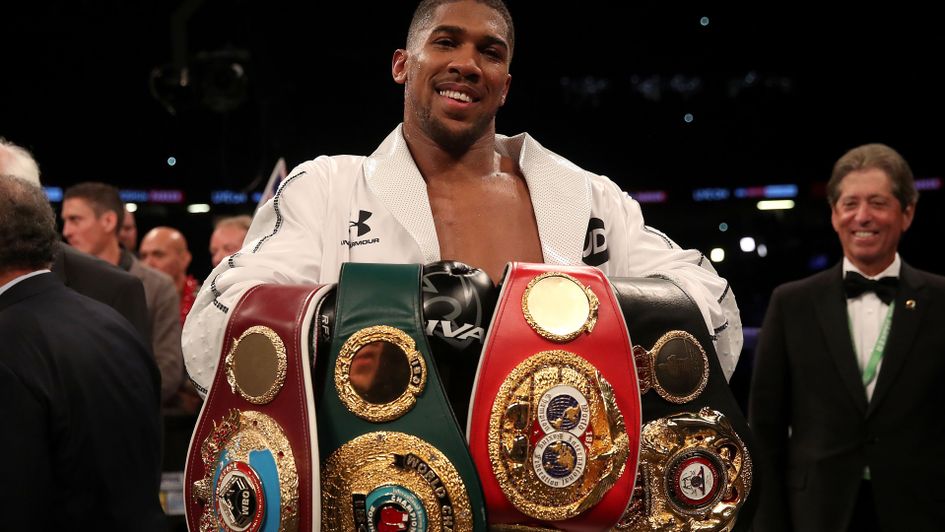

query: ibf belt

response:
[316,263,487,531]
[468,263,642,530]
[184,284,331,532]
[613,408,753,531]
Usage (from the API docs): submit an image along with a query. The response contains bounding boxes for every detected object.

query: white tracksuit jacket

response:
[183,125,742,395]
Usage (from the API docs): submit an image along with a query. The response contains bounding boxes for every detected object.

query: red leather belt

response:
[185,284,330,532]
[468,263,641,531]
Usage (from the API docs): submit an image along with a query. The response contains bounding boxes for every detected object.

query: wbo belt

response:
[316,262,487,532]
[185,283,331,532]
[467,263,642,531]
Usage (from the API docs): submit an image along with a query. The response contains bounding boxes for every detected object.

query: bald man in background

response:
[140,226,200,325]
[139,226,203,414]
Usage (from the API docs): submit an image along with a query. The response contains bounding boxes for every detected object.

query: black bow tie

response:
[844,271,899,304]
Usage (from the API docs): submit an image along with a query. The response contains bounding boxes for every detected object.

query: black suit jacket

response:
[51,242,151,343]
[749,261,945,531]
[0,273,166,530]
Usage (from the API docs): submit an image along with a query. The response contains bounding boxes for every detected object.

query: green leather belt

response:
[316,262,487,532]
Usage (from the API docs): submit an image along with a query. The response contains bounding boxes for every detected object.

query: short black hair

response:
[63,181,125,235]
[407,0,514,59]
[0,174,59,274]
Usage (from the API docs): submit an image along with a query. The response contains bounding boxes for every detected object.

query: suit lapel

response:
[814,264,869,414]
[867,262,926,416]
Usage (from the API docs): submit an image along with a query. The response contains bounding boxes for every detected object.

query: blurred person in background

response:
[119,208,138,254]
[62,182,184,409]
[0,138,150,341]
[209,214,251,268]
[0,174,165,531]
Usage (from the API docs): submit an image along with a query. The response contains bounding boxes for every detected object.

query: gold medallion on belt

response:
[334,326,427,423]
[191,410,299,532]
[321,432,474,532]
[633,330,709,404]
[489,350,629,522]
[613,408,752,531]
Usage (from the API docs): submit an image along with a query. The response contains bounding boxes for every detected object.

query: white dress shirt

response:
[842,254,901,401]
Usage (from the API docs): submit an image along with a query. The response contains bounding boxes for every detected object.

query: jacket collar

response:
[363,125,591,265]
[868,260,926,415]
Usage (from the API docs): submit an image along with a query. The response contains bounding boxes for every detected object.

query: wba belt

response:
[467,263,642,530]
[316,263,487,532]
[185,284,330,532]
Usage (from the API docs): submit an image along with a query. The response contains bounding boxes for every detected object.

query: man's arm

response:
[748,287,792,532]
[151,274,184,404]
[107,274,151,345]
[610,182,743,378]
[183,160,331,396]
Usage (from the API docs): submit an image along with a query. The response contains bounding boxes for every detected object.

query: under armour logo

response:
[350,210,372,237]
[583,217,609,266]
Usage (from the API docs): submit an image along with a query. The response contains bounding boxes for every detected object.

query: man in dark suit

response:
[52,242,151,341]
[0,138,150,341]
[749,143,945,531]
[0,174,166,530]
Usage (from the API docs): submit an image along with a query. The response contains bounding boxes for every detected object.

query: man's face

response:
[394,0,512,152]
[140,229,190,282]
[120,210,138,252]
[210,225,248,268]
[831,167,914,275]
[61,198,116,257]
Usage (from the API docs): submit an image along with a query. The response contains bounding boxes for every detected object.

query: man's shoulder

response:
[289,154,367,182]
[904,262,945,288]
[129,259,176,292]
[772,266,839,298]
[57,244,139,287]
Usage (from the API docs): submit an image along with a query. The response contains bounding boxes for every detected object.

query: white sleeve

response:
[182,159,331,396]
[608,180,743,380]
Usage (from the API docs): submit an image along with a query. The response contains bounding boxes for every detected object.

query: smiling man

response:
[182,0,741,402]
[750,143,945,531]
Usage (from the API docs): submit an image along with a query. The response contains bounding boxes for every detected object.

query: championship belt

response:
[185,284,331,532]
[315,263,487,532]
[608,278,756,531]
[468,263,642,530]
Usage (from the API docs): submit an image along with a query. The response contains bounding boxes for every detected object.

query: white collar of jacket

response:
[363,124,593,266]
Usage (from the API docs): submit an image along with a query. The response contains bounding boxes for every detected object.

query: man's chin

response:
[427,119,491,154]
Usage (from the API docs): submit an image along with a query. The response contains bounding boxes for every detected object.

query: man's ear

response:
[392,49,409,85]
[101,211,118,234]
[500,73,511,106]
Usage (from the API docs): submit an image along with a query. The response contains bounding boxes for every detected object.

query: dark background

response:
[5,1,943,331]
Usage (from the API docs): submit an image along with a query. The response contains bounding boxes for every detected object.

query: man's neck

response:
[97,241,122,266]
[0,269,34,288]
[403,126,499,183]
[175,274,188,298]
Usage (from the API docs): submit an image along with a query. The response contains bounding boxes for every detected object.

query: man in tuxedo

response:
[749,143,945,531]
[0,174,166,530]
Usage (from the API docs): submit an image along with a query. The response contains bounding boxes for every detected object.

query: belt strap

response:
[316,262,487,531]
